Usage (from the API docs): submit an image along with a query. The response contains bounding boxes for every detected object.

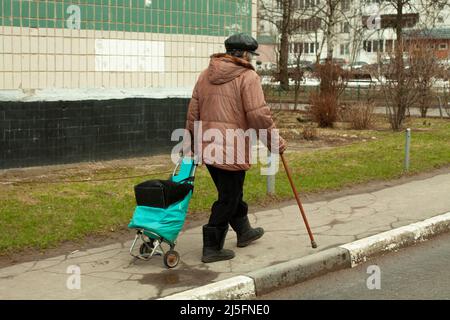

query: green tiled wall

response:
[0,0,252,36]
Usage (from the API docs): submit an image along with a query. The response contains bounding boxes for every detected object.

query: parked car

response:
[286,60,316,79]
[319,58,347,67]
[346,61,368,70]
[287,60,313,70]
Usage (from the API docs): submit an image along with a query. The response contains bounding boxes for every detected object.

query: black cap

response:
[225,33,260,56]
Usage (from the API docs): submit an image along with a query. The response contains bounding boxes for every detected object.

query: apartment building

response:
[257,0,450,68]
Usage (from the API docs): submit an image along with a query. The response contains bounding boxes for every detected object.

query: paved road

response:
[258,233,450,300]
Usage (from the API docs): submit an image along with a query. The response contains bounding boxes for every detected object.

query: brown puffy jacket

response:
[185,53,285,171]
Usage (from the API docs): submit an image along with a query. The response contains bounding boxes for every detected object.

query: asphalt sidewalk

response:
[1,172,450,300]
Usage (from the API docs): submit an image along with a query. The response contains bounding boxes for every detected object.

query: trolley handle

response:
[171,157,182,177]
[171,155,198,178]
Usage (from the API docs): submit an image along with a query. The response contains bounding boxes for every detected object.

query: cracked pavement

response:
[1,172,450,299]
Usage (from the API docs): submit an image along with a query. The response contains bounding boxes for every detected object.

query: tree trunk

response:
[326,25,334,61]
[393,0,405,131]
[321,0,335,96]
[279,31,290,91]
[279,0,292,91]
[326,0,335,61]
[420,107,428,118]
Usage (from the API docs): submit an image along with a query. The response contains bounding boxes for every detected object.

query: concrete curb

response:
[160,275,256,300]
[161,211,450,300]
[340,211,450,267]
[247,247,351,296]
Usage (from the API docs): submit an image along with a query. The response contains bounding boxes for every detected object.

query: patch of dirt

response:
[273,110,382,152]
[0,154,174,184]
[16,193,40,205]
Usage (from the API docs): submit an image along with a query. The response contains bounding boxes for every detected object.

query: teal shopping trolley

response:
[128,157,196,268]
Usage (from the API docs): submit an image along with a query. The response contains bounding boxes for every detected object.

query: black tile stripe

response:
[0,98,189,169]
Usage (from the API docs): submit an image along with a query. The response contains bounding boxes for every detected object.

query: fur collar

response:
[210,53,255,71]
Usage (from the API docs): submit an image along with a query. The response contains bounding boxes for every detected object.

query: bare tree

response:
[259,0,315,90]
[258,0,357,89]
[309,60,349,127]
[290,49,305,109]
[309,0,361,61]
[323,0,341,61]
[347,3,369,67]
[407,35,444,118]
[374,0,449,130]
[379,36,444,128]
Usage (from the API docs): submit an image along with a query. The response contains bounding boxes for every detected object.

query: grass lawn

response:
[1,117,450,255]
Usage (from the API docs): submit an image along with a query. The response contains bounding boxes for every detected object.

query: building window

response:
[340,43,350,55]
[373,40,379,52]
[439,43,448,50]
[295,42,319,54]
[385,39,393,52]
[304,43,309,54]
[341,22,350,33]
[363,40,371,52]
[363,40,385,52]
[341,0,351,11]
[293,17,321,32]
[298,0,320,9]
[290,42,304,54]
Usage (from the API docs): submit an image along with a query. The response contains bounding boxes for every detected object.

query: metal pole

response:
[404,128,411,172]
[437,95,444,119]
[267,151,275,195]
[267,173,275,195]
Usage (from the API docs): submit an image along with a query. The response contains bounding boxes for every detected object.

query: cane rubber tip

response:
[311,241,318,249]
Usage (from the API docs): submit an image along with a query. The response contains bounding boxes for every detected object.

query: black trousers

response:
[206,164,248,228]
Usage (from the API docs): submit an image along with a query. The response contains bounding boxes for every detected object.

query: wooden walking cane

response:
[280,153,318,249]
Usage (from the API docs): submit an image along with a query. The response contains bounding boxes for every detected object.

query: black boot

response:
[230,216,264,247]
[202,225,235,263]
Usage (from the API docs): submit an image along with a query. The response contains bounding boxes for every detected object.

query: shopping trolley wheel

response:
[164,250,180,269]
